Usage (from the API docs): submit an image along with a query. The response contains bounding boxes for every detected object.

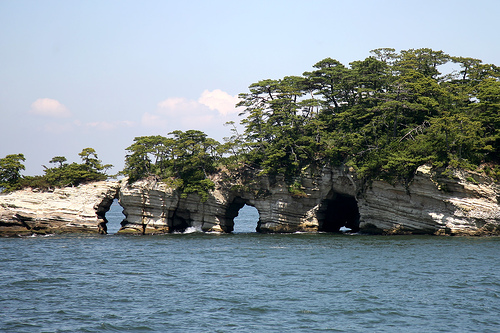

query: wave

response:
[178,226,203,234]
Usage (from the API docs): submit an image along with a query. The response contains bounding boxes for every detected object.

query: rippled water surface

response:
[1,205,499,332]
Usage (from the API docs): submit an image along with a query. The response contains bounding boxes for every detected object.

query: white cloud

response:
[198,89,240,116]
[141,89,243,140]
[149,98,215,129]
[29,98,71,118]
[151,95,216,129]
[157,97,200,114]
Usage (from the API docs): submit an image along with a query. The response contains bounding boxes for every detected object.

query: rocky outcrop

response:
[1,165,499,236]
[0,181,120,236]
[117,167,361,234]
[358,165,500,235]
[118,165,500,235]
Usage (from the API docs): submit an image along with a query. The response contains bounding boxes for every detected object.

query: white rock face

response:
[118,177,225,234]
[357,166,500,234]
[0,181,120,236]
[1,165,498,236]
[117,169,352,234]
[118,166,500,235]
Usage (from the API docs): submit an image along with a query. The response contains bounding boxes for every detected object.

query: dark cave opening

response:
[318,192,360,233]
[169,210,190,233]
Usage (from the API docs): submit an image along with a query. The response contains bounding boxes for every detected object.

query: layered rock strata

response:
[0,181,120,236]
[117,167,358,234]
[117,165,500,235]
[1,165,499,236]
[358,165,500,235]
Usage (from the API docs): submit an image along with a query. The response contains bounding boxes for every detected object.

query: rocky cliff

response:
[117,166,359,234]
[117,165,500,236]
[358,165,500,235]
[1,165,499,236]
[0,180,120,236]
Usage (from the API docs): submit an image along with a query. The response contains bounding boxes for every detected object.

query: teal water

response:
[1,204,499,332]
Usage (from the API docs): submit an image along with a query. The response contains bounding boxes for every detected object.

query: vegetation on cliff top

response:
[2,48,500,194]
[235,48,500,183]
[0,148,112,192]
[122,130,222,200]
[119,48,500,189]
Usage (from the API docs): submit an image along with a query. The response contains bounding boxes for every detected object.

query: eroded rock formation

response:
[0,180,120,236]
[0,165,499,236]
[117,167,359,234]
[117,165,500,236]
[357,165,500,235]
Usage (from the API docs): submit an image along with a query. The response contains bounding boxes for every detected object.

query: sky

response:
[1,0,499,176]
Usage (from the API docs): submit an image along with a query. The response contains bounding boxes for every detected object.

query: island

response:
[1,48,499,236]
[1,164,499,236]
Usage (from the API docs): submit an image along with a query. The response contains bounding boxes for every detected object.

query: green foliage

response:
[43,148,110,187]
[288,180,307,198]
[483,165,500,181]
[78,148,112,172]
[42,162,108,187]
[236,48,500,183]
[181,179,215,202]
[122,130,221,201]
[8,48,497,196]
[122,135,171,182]
[0,148,112,192]
[0,154,26,192]
[49,156,67,168]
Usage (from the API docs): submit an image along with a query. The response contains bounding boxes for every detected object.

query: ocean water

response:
[1,203,499,333]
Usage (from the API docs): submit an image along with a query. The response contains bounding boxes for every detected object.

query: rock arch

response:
[221,196,260,233]
[95,185,121,234]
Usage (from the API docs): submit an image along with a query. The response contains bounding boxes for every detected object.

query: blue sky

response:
[1,0,499,175]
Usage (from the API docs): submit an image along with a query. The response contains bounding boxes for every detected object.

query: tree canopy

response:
[0,154,26,192]
[236,48,500,182]
[2,48,499,195]
[0,148,112,193]
[121,130,223,200]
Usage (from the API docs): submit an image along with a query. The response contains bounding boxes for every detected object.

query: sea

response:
[1,201,499,332]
